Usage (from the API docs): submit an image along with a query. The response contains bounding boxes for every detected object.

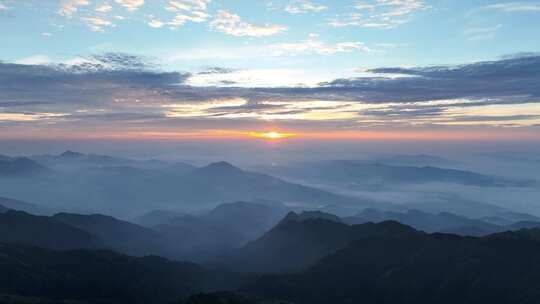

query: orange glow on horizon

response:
[246,131,297,140]
[0,129,539,141]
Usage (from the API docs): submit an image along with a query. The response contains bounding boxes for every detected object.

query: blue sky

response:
[3,1,540,79]
[0,0,540,140]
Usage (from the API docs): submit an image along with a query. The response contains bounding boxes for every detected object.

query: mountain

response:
[280,210,342,224]
[31,151,197,174]
[0,210,103,250]
[372,154,456,167]
[508,221,540,230]
[0,196,53,215]
[182,162,380,208]
[344,209,502,236]
[178,292,282,304]
[218,217,421,273]
[488,228,540,242]
[52,213,172,257]
[0,157,49,176]
[133,209,189,227]
[257,160,529,188]
[0,244,239,304]
[244,233,540,304]
[0,204,7,213]
[154,201,290,261]
[0,160,385,217]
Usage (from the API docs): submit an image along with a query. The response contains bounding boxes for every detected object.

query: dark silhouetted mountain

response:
[154,201,290,262]
[0,244,239,304]
[219,218,421,273]
[0,157,49,176]
[257,160,528,188]
[489,228,540,242]
[52,212,172,257]
[280,211,342,224]
[0,204,7,213]
[60,150,85,158]
[178,292,284,304]
[245,233,540,304]
[0,211,103,250]
[344,208,502,236]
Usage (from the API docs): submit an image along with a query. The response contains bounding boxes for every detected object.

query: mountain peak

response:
[206,161,239,170]
[60,150,84,158]
[194,161,243,175]
[280,211,300,223]
[280,211,342,224]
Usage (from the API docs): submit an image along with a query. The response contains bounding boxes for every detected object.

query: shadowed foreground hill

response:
[0,244,241,304]
[218,214,421,273]
[52,212,172,257]
[244,234,540,304]
[0,211,103,250]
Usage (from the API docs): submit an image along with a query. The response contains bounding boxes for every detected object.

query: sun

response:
[247,131,297,140]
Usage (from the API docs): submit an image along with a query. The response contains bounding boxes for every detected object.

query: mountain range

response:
[256,160,533,188]
[3,206,540,303]
[0,153,387,216]
[243,231,540,304]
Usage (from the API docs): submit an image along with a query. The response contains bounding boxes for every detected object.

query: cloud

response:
[15,55,51,65]
[481,2,540,12]
[59,0,90,17]
[81,16,115,32]
[464,24,502,41]
[272,34,372,55]
[165,0,211,28]
[95,2,113,13]
[114,0,144,11]
[148,19,165,28]
[285,0,327,14]
[197,67,236,75]
[209,10,288,37]
[329,0,427,29]
[0,2,8,10]
[1,53,540,130]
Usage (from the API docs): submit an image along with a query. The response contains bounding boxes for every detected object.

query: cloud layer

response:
[1,53,539,135]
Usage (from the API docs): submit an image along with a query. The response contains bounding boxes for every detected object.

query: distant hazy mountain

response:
[257,160,529,188]
[0,196,53,215]
[31,151,197,174]
[481,212,540,226]
[0,244,238,304]
[155,201,290,261]
[182,162,378,208]
[134,209,189,227]
[372,154,456,167]
[0,159,385,216]
[0,157,49,176]
[219,217,420,273]
[0,210,103,250]
[245,233,540,304]
[0,204,7,213]
[344,208,502,236]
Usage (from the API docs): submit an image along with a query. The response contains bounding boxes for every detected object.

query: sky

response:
[1,0,540,144]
